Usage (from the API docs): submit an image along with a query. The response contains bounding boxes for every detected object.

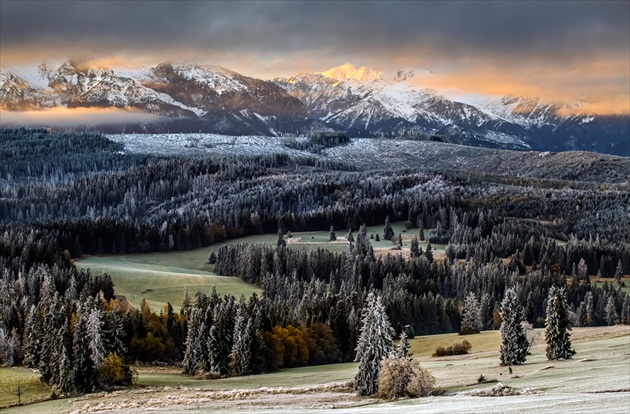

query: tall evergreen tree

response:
[394,331,411,359]
[383,216,394,241]
[604,296,619,326]
[87,308,106,368]
[354,293,393,396]
[23,304,40,368]
[207,325,223,376]
[329,226,337,242]
[410,237,420,258]
[460,292,482,335]
[230,307,248,375]
[614,260,624,286]
[585,292,595,326]
[499,288,528,366]
[58,331,74,396]
[73,303,95,393]
[544,286,575,360]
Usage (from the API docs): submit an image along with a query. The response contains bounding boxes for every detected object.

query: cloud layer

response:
[1,1,628,112]
[0,107,168,128]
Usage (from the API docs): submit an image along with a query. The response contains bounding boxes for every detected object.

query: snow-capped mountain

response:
[1,61,309,135]
[1,61,627,155]
[275,64,628,154]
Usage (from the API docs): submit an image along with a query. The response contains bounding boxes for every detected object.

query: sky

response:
[1,0,629,113]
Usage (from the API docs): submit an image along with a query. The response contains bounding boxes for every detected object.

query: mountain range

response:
[1,61,628,155]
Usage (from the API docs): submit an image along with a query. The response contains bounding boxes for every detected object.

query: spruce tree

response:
[460,292,482,335]
[87,308,106,368]
[585,292,594,326]
[207,325,223,376]
[230,308,247,375]
[329,226,337,241]
[383,216,394,241]
[58,340,74,396]
[614,260,623,286]
[410,237,420,258]
[73,304,95,393]
[604,296,618,326]
[354,293,393,395]
[544,286,575,360]
[395,331,411,359]
[425,243,433,262]
[23,305,40,368]
[182,307,205,374]
[577,301,587,327]
[499,288,528,366]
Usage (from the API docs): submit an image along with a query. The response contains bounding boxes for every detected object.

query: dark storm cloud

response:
[1,1,628,112]
[1,0,627,65]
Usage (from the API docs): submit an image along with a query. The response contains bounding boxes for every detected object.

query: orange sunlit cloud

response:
[0,107,168,128]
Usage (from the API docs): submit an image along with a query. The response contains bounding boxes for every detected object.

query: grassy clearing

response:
[75,222,434,311]
[75,256,260,311]
[0,367,51,409]
[135,362,358,390]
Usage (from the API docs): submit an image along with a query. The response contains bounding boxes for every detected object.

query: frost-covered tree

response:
[604,296,619,326]
[621,295,630,325]
[577,301,587,327]
[410,237,420,258]
[276,229,286,248]
[499,288,528,366]
[383,216,394,241]
[207,325,223,376]
[230,308,248,375]
[614,260,624,286]
[544,286,575,360]
[73,303,95,393]
[329,226,337,241]
[460,292,482,335]
[87,308,106,368]
[58,340,74,396]
[23,305,40,368]
[394,331,411,359]
[355,224,372,257]
[424,243,433,262]
[182,307,205,374]
[354,293,393,396]
[577,258,589,284]
[585,291,594,326]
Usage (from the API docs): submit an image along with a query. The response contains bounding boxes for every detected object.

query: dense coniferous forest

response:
[0,128,628,394]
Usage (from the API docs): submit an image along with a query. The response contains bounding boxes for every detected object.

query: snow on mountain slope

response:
[1,61,310,135]
[275,64,627,153]
[1,61,627,155]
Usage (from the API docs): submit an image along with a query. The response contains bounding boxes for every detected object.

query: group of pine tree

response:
[0,128,629,397]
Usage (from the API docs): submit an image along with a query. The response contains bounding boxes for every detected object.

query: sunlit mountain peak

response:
[318,63,383,83]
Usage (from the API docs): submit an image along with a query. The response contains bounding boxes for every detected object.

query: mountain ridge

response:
[1,61,628,155]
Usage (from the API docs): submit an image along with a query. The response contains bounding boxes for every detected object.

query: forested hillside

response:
[0,128,628,395]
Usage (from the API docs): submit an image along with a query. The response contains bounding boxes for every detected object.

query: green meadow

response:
[75,223,438,311]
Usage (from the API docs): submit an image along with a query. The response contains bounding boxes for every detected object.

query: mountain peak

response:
[318,63,383,83]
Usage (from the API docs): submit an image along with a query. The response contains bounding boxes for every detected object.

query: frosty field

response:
[2,326,627,413]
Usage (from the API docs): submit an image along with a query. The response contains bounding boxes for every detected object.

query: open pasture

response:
[3,326,627,413]
[75,223,436,310]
